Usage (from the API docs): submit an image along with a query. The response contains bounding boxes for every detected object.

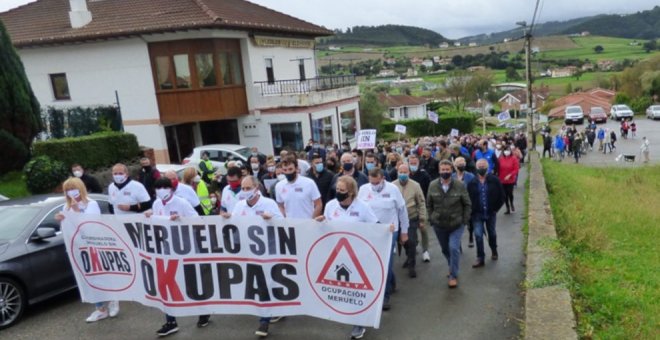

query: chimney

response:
[69,0,92,28]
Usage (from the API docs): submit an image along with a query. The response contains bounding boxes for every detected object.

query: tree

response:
[466,70,494,134]
[0,20,42,174]
[505,66,522,81]
[359,90,386,130]
[444,70,471,111]
[574,69,584,80]
[643,40,657,53]
[593,45,604,54]
[564,83,573,95]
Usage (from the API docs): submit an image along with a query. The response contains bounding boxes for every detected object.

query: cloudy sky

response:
[1,0,657,38]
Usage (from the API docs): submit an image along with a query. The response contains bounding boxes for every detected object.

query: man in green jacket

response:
[427,160,472,288]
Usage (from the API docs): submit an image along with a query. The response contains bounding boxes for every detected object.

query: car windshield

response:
[234,147,252,159]
[616,105,629,110]
[591,108,604,114]
[567,108,582,113]
[652,106,660,110]
[0,206,40,240]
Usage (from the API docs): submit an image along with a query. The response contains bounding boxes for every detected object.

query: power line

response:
[529,0,543,36]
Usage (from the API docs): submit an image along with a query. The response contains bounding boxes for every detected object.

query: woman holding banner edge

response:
[55,177,119,323]
[315,175,394,340]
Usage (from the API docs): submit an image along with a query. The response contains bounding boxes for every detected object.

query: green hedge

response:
[33,132,140,170]
[380,112,475,137]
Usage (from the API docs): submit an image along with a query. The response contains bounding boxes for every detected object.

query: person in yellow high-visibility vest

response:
[183,167,212,215]
[198,151,215,184]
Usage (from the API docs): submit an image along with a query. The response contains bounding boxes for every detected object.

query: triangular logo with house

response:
[315,237,374,290]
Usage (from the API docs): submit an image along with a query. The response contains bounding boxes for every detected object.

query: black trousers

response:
[503,184,515,210]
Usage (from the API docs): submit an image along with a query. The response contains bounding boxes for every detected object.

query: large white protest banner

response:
[356,129,377,150]
[61,214,392,328]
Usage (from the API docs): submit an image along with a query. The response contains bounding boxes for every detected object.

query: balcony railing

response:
[255,75,356,96]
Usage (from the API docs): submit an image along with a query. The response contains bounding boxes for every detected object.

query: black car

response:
[0,194,110,329]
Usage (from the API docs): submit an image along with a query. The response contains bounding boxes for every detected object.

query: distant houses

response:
[439,42,450,48]
[378,93,429,121]
[498,85,550,112]
[548,88,616,119]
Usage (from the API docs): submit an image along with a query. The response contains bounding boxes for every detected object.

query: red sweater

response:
[498,155,520,185]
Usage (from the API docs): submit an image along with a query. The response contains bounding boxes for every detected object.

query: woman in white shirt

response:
[55,177,119,322]
[315,175,393,340]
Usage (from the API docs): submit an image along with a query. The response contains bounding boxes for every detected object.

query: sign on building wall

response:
[254,36,315,49]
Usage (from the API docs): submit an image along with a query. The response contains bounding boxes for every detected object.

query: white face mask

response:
[193,175,201,183]
[504,150,512,156]
[267,166,276,173]
[210,197,217,205]
[155,188,171,201]
[251,163,260,171]
[277,174,286,181]
[66,189,80,199]
[113,174,127,184]
[237,189,257,201]
[371,181,385,192]
[73,170,83,178]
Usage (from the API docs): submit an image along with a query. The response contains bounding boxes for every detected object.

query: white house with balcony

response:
[378,93,429,121]
[1,0,360,163]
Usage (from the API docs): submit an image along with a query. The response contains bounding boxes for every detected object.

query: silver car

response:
[646,105,660,120]
[610,104,634,121]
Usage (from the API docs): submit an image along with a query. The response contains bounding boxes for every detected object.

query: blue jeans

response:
[472,213,498,261]
[385,231,399,299]
[432,225,464,279]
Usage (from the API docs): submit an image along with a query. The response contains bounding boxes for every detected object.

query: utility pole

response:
[518,21,534,162]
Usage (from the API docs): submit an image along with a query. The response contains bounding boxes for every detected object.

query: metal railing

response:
[255,75,356,96]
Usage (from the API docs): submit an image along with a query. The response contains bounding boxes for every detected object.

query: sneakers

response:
[269,316,284,324]
[156,322,179,337]
[108,301,119,317]
[351,326,366,339]
[422,250,431,263]
[448,278,458,288]
[472,260,485,268]
[197,315,210,328]
[85,309,108,323]
[255,322,269,337]
[382,297,391,311]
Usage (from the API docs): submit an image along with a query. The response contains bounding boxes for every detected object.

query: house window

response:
[389,109,395,119]
[265,58,275,84]
[218,52,244,86]
[155,56,173,90]
[340,110,357,141]
[50,73,70,100]
[230,53,243,85]
[312,116,333,146]
[195,53,217,88]
[298,59,306,81]
[403,107,409,119]
[173,54,191,89]
[271,122,302,155]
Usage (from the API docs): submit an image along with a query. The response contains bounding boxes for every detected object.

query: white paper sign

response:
[427,111,438,124]
[497,110,511,122]
[394,124,407,134]
[450,128,459,137]
[357,129,377,150]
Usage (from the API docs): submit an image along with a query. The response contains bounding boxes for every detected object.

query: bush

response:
[381,111,475,137]
[23,155,68,194]
[630,96,652,114]
[0,130,29,175]
[33,132,140,170]
[43,106,122,138]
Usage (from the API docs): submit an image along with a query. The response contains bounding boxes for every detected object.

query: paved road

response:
[4,171,527,340]
[539,117,660,167]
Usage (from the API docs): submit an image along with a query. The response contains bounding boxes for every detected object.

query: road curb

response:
[525,152,578,340]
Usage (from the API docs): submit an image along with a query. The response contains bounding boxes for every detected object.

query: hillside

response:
[319,25,451,47]
[460,16,599,45]
[562,6,660,39]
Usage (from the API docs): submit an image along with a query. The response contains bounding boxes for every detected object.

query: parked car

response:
[610,104,634,121]
[155,163,189,179]
[564,105,584,124]
[646,105,660,120]
[182,144,266,175]
[0,194,111,329]
[588,106,608,123]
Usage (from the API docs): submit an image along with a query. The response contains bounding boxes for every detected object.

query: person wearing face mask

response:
[198,151,216,184]
[363,152,390,181]
[221,176,285,337]
[249,157,266,182]
[209,192,221,215]
[71,163,102,194]
[467,159,505,269]
[306,139,326,162]
[220,166,244,215]
[55,177,115,323]
[315,176,391,340]
[260,157,278,194]
[143,178,210,336]
[327,152,369,201]
[474,141,498,175]
[107,163,152,215]
[448,144,476,174]
[393,164,428,278]
[275,156,322,218]
[164,170,204,216]
[137,157,161,200]
[306,153,335,208]
[357,168,409,310]
[406,153,432,262]
[325,151,339,173]
[427,160,472,288]
[420,147,440,180]
[452,157,476,248]
[182,167,212,215]
[247,146,266,166]
[497,146,520,214]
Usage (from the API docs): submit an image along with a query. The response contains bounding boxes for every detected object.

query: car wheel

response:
[0,277,26,329]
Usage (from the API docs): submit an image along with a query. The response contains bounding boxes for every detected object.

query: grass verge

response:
[0,171,30,199]
[542,160,659,339]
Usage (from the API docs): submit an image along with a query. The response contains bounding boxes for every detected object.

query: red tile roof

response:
[378,93,429,108]
[0,0,332,47]
[548,91,614,118]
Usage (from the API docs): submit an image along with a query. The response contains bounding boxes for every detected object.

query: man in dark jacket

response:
[420,147,439,181]
[427,160,472,288]
[448,144,476,174]
[306,153,335,208]
[467,159,505,268]
[71,163,103,193]
[137,157,161,200]
[328,152,368,200]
